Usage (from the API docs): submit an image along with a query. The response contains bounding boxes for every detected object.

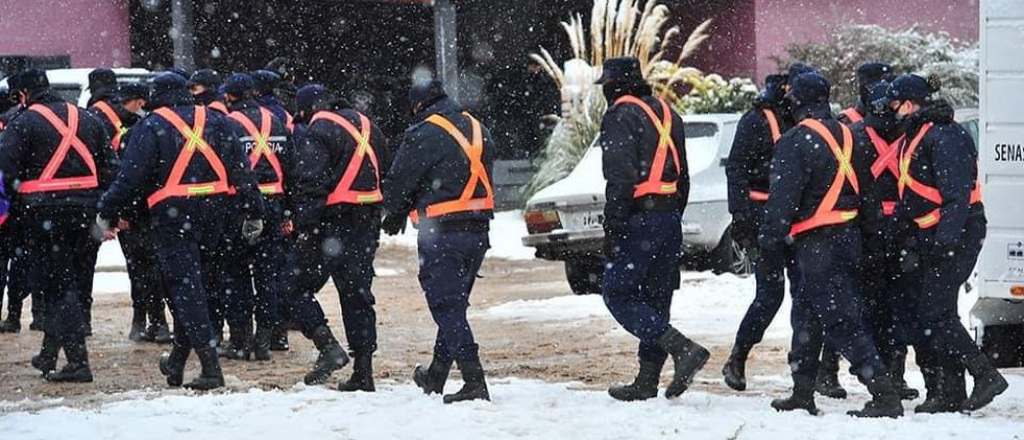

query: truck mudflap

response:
[971,298,1024,368]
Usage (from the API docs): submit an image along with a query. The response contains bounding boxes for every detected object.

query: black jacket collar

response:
[414,96,463,123]
[792,102,833,123]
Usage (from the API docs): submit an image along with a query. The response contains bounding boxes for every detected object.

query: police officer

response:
[96,72,265,390]
[221,73,291,361]
[761,72,902,418]
[189,69,227,114]
[382,79,494,404]
[292,85,391,392]
[849,81,918,401]
[0,83,30,334]
[593,57,709,402]
[883,74,1008,412]
[0,69,118,382]
[721,70,797,392]
[252,70,293,131]
[838,63,895,125]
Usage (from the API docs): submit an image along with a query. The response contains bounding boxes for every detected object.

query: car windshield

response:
[51,84,82,104]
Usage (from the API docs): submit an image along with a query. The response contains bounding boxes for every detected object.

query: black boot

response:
[772,375,820,415]
[160,342,191,387]
[0,317,20,333]
[885,352,919,400]
[443,359,490,404]
[129,309,147,342]
[251,327,273,362]
[338,352,375,392]
[961,355,1009,412]
[303,326,349,385]
[815,350,847,399]
[722,344,751,391]
[148,322,173,344]
[45,342,93,383]
[270,323,289,351]
[183,347,225,390]
[916,365,966,414]
[656,327,710,399]
[32,333,61,375]
[848,376,904,418]
[219,326,251,361]
[414,356,452,395]
[609,360,661,401]
[82,307,92,337]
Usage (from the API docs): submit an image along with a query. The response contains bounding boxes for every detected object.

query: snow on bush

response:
[676,72,758,115]
[773,24,979,107]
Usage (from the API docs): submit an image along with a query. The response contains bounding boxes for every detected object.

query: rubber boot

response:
[657,326,710,399]
[32,332,61,375]
[160,342,191,387]
[886,352,919,400]
[220,326,251,361]
[270,323,289,351]
[45,341,93,383]
[916,365,966,414]
[303,326,350,385]
[146,308,173,344]
[129,309,147,342]
[251,327,273,362]
[29,294,44,331]
[414,356,452,395]
[82,307,92,337]
[609,360,662,401]
[815,350,847,399]
[0,304,21,333]
[848,376,904,418]
[443,359,490,404]
[183,347,225,390]
[722,344,751,391]
[338,352,375,392]
[961,354,1009,412]
[771,375,820,415]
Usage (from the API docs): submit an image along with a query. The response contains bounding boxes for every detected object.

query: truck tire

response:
[565,257,604,295]
[980,324,1024,369]
[709,227,752,276]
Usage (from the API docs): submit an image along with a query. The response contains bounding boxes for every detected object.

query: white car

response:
[1,68,157,107]
[522,113,750,295]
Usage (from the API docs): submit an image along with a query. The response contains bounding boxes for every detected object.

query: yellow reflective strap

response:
[187,185,215,195]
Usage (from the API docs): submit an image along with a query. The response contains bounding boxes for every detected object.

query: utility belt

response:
[420,218,490,234]
[632,195,679,213]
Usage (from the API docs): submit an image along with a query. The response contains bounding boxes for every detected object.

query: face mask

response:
[602,82,621,102]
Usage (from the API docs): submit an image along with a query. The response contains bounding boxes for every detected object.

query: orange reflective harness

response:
[409,112,494,223]
[285,111,295,133]
[208,101,228,115]
[613,96,681,198]
[146,106,235,208]
[229,108,284,196]
[18,103,99,194]
[788,120,860,237]
[897,123,982,229]
[865,127,904,216]
[749,108,783,202]
[842,107,864,123]
[91,101,126,152]
[309,110,383,205]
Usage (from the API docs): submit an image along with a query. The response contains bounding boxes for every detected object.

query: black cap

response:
[223,73,254,97]
[10,69,49,93]
[251,69,281,95]
[857,62,894,88]
[88,68,117,93]
[866,81,893,114]
[118,82,151,102]
[189,69,222,89]
[151,72,188,97]
[595,57,643,84]
[785,72,831,104]
[295,84,329,114]
[408,79,447,110]
[787,63,816,87]
[886,74,933,103]
[167,67,190,80]
[758,73,789,104]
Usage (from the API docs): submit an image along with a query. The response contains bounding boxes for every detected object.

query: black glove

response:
[602,217,628,260]
[729,210,758,252]
[242,218,264,241]
[382,213,407,236]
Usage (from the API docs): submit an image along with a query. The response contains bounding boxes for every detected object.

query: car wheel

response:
[564,257,604,295]
[979,324,1024,369]
[710,227,753,276]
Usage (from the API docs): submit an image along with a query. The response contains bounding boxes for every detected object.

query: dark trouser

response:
[278,237,331,338]
[894,215,986,372]
[153,208,226,349]
[225,232,284,332]
[2,256,35,323]
[79,238,101,323]
[859,233,906,363]
[418,230,489,364]
[213,217,250,332]
[315,212,381,354]
[602,211,682,367]
[734,246,800,348]
[20,207,96,357]
[119,221,168,323]
[789,225,886,381]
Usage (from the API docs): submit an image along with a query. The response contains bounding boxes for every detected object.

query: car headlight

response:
[524,209,562,234]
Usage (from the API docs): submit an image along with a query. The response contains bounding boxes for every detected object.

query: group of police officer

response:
[0,65,495,403]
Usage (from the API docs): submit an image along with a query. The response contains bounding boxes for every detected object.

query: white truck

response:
[971,0,1024,368]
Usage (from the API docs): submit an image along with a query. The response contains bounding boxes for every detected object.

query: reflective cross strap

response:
[841,107,864,124]
[229,108,284,195]
[18,103,99,194]
[789,119,860,237]
[208,101,228,114]
[309,110,383,205]
[146,106,235,208]
[763,108,782,143]
[613,96,682,198]
[865,127,903,180]
[898,123,983,229]
[413,112,494,220]
[285,111,295,133]
[749,190,770,202]
[91,101,125,152]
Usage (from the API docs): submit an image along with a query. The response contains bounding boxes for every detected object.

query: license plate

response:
[561,210,605,231]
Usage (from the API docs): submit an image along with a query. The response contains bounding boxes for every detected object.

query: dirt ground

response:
[0,244,793,411]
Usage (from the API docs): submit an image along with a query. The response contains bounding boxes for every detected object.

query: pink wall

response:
[753,0,979,80]
[0,0,132,67]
